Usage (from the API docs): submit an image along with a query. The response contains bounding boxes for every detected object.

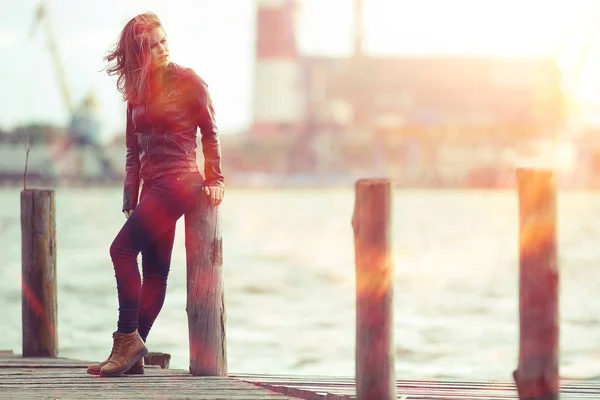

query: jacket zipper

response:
[145,104,153,174]
[168,135,190,156]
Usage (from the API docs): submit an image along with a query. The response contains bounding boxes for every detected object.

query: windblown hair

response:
[104,12,163,105]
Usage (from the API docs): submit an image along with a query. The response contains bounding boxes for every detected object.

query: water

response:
[1,186,600,380]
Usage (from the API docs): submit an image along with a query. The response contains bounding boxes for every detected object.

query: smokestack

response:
[252,0,305,138]
[354,0,364,57]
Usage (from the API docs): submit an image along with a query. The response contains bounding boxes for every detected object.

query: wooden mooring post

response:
[184,192,226,376]
[513,168,559,400]
[20,189,57,357]
[352,178,396,400]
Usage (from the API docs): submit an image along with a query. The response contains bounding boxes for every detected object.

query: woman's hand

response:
[204,185,224,207]
[124,209,134,219]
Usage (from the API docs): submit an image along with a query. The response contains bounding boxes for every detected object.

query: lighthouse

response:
[252,0,305,138]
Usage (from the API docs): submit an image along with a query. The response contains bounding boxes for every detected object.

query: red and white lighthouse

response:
[252,0,305,138]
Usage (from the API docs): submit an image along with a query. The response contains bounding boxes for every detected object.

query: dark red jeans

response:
[109,171,203,341]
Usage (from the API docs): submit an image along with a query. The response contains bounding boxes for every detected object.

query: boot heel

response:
[123,346,148,374]
[125,356,145,375]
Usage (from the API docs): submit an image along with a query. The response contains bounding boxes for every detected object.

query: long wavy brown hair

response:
[104,12,163,105]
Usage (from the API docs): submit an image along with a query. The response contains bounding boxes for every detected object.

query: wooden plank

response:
[0,355,164,370]
[236,374,600,400]
[0,355,93,368]
[0,357,304,400]
[3,356,600,399]
[236,374,600,388]
[145,351,171,369]
[0,389,299,400]
[0,376,302,399]
[0,360,91,368]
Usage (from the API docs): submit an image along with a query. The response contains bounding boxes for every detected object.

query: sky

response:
[1,0,600,141]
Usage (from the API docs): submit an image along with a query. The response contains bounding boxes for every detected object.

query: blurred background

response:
[2,0,600,187]
[3,0,600,381]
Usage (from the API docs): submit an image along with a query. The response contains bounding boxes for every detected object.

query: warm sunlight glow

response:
[516,139,577,172]
[365,0,574,56]
[298,0,592,57]
[297,0,600,117]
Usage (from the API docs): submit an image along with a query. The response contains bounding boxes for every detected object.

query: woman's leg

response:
[138,224,176,342]
[109,174,195,335]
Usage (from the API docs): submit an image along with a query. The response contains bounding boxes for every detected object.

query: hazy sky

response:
[1,0,598,141]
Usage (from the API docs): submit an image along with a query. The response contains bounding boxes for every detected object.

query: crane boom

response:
[30,2,74,116]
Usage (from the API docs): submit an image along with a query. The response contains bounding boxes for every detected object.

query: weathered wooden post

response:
[184,192,226,376]
[352,178,395,400]
[144,351,171,369]
[21,189,57,357]
[513,168,559,400]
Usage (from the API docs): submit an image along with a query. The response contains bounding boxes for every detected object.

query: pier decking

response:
[0,352,301,400]
[238,373,600,399]
[3,352,600,399]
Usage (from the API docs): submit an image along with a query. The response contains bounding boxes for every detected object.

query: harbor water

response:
[1,186,600,380]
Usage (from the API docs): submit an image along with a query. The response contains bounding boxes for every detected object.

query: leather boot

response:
[87,353,144,375]
[99,330,148,377]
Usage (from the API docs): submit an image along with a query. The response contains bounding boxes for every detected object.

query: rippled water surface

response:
[1,186,600,380]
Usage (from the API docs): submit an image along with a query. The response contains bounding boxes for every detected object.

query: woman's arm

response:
[122,102,141,212]
[188,70,225,188]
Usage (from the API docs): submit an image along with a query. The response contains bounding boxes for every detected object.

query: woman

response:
[86,12,225,377]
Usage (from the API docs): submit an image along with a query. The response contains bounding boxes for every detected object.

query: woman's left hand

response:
[203,185,224,207]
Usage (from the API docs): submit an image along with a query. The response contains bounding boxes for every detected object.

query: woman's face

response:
[147,27,169,70]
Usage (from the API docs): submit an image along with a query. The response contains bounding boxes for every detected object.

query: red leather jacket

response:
[122,63,224,212]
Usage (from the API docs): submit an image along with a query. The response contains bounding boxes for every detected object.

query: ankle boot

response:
[99,330,148,377]
[87,353,144,375]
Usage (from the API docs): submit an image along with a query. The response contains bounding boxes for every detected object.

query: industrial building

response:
[244,0,565,187]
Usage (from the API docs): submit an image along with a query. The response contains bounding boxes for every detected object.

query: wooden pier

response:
[0,351,301,400]
[10,175,599,399]
[239,374,600,400]
[3,352,600,400]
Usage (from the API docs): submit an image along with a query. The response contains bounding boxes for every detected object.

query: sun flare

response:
[298,0,592,57]
[297,0,600,112]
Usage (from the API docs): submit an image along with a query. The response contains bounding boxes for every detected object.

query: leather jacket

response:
[122,63,224,212]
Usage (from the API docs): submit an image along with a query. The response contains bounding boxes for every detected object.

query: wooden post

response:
[184,193,226,376]
[144,351,171,369]
[21,189,57,357]
[513,168,559,400]
[352,178,395,400]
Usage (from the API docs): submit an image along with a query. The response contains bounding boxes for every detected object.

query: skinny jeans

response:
[109,171,203,341]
